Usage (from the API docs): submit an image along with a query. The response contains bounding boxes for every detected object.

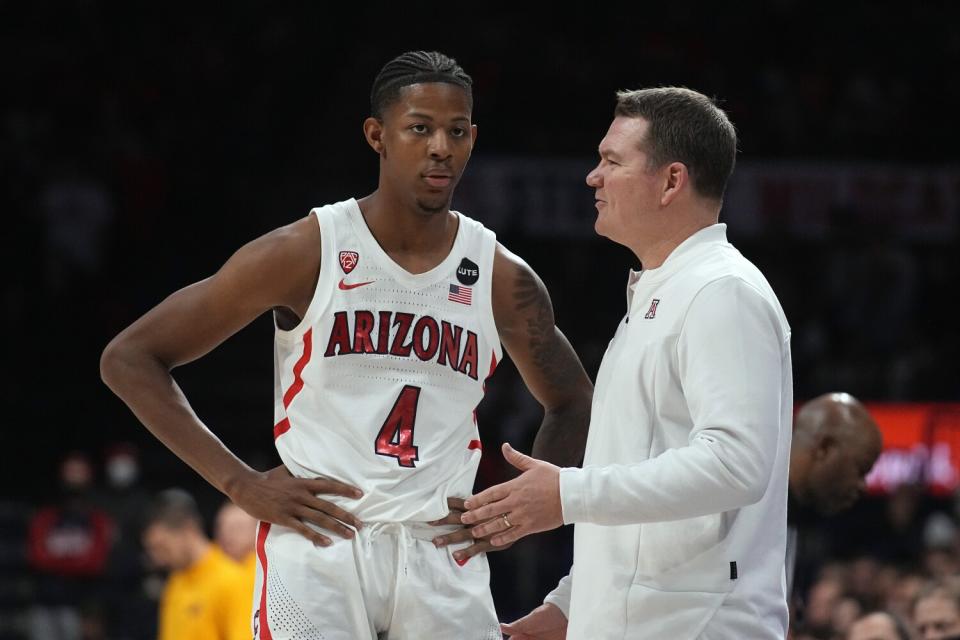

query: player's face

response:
[142,523,190,571]
[586,116,662,246]
[373,82,477,215]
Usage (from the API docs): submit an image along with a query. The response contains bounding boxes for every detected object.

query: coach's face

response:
[586,116,662,246]
[365,82,477,215]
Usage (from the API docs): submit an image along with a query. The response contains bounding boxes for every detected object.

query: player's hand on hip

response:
[428,497,514,565]
[461,443,563,546]
[500,603,567,640]
[229,465,364,547]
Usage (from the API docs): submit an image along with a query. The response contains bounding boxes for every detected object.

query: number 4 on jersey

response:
[375,385,421,467]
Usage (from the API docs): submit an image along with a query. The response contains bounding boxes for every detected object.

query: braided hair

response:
[370,51,472,119]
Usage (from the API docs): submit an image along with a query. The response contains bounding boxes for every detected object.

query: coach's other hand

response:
[229,465,364,548]
[501,603,568,639]
[461,443,563,546]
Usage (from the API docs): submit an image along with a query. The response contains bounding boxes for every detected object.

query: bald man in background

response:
[790,393,882,518]
[214,501,258,602]
[787,393,883,612]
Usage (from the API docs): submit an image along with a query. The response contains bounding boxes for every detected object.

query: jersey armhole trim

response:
[478,228,503,364]
[275,208,335,343]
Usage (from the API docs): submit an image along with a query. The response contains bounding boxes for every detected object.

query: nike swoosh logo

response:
[338,278,375,290]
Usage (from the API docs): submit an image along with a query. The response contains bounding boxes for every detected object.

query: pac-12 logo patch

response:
[456,257,479,285]
[339,251,359,274]
[644,298,660,319]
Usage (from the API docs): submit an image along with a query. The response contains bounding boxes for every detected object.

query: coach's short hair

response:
[614,87,737,201]
[370,51,473,119]
[143,488,203,531]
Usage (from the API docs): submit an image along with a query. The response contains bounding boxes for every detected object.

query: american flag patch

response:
[448,283,472,305]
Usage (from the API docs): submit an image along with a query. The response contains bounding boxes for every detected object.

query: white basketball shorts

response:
[252,520,502,640]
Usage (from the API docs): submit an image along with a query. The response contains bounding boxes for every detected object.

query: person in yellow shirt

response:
[142,489,250,640]
[214,500,258,601]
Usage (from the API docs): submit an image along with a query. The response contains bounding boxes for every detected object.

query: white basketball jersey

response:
[272,199,502,523]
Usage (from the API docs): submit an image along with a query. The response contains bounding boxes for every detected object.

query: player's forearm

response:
[532,393,591,467]
[100,341,255,496]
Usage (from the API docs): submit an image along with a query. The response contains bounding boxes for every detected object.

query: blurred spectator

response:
[143,489,250,640]
[213,500,257,565]
[38,161,113,292]
[847,611,912,640]
[213,500,257,601]
[875,484,927,564]
[804,574,847,638]
[26,452,113,640]
[913,578,960,640]
[788,393,883,606]
[887,569,927,624]
[94,443,153,640]
[833,596,865,638]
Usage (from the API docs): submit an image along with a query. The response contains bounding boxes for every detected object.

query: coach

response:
[462,87,794,639]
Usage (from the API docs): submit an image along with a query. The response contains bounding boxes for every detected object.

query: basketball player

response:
[100,51,592,639]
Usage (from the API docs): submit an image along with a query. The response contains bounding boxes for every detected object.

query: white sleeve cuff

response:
[559,467,589,524]
[543,573,573,618]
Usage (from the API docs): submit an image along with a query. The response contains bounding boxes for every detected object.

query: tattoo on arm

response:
[513,266,581,391]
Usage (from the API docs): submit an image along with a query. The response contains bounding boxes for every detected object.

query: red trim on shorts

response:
[256,522,273,640]
[275,328,314,440]
[468,439,482,450]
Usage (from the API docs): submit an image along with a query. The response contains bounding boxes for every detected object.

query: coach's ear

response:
[363,117,386,156]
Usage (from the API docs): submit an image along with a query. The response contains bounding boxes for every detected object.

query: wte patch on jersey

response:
[456,257,480,285]
[339,251,359,274]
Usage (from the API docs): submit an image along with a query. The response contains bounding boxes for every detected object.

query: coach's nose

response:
[586,164,603,187]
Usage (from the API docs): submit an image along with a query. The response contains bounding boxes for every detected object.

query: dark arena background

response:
[2,3,959,639]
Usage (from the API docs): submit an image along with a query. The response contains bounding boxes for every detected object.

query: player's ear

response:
[470,123,478,147]
[814,433,837,460]
[363,117,386,156]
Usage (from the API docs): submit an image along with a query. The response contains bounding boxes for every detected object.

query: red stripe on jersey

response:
[282,329,313,408]
[468,439,482,450]
[485,350,499,385]
[273,418,290,439]
[256,522,273,640]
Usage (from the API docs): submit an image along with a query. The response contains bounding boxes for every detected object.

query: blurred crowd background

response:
[2,2,959,639]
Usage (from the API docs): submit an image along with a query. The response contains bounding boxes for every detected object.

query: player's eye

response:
[411,124,428,134]
[451,127,466,138]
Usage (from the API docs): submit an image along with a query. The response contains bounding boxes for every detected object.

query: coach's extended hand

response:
[429,497,513,564]
[230,465,364,548]
[460,443,563,547]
